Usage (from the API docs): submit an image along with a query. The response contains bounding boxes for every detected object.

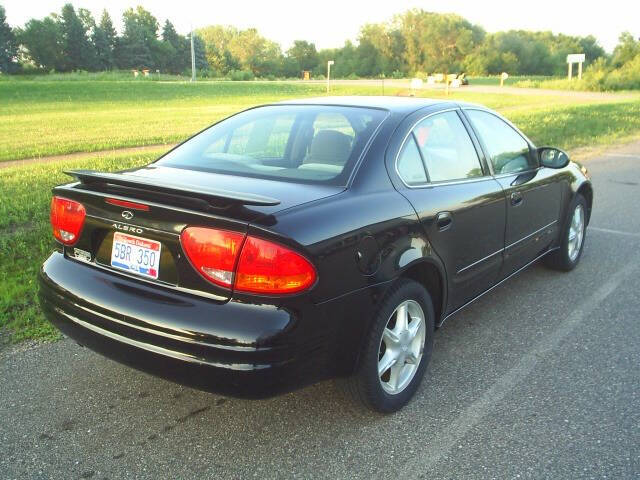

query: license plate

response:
[110,232,161,280]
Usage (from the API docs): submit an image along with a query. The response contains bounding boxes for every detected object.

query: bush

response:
[228,69,255,81]
[513,56,640,92]
[598,55,640,90]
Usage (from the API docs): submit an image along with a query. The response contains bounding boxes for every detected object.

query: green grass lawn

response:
[0,152,157,343]
[2,79,640,343]
[2,79,638,162]
[468,75,562,86]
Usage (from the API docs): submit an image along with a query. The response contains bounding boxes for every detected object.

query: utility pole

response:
[190,27,196,82]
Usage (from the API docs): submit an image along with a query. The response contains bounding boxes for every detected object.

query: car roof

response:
[277,96,453,114]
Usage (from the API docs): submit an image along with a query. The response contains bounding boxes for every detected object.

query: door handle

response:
[436,211,452,231]
[510,191,523,207]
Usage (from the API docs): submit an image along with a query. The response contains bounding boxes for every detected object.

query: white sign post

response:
[500,72,509,87]
[567,54,586,80]
[327,60,334,93]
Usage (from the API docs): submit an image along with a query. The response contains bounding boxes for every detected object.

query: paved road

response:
[2,142,639,479]
[286,78,634,100]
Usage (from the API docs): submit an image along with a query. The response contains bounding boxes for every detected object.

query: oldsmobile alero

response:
[39,97,593,412]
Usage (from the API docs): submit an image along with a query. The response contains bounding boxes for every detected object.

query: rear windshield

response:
[155,105,388,185]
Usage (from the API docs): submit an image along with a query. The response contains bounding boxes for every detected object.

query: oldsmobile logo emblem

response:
[121,210,134,220]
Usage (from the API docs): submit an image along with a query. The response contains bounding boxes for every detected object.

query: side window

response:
[413,111,483,182]
[397,136,427,185]
[466,110,536,175]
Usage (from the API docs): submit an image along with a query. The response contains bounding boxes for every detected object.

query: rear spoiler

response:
[65,170,281,207]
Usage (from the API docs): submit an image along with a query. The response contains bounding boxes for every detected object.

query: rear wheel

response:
[345,279,434,413]
[544,193,587,271]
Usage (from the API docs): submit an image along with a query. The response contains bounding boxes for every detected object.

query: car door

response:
[394,109,506,311]
[463,109,563,277]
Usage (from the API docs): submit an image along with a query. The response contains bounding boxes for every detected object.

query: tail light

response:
[235,236,316,294]
[180,227,316,294]
[180,227,245,288]
[50,196,86,245]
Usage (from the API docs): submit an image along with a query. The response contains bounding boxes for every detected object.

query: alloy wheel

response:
[567,204,585,262]
[378,300,426,395]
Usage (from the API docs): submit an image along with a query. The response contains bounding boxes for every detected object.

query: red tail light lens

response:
[235,236,316,294]
[50,196,86,245]
[179,227,316,294]
[180,227,245,287]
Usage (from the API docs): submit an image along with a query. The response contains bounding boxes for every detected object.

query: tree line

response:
[0,3,637,80]
[0,4,207,74]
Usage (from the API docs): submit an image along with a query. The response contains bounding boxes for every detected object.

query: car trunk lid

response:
[53,166,343,301]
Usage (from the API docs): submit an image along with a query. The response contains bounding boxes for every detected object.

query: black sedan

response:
[40,97,593,412]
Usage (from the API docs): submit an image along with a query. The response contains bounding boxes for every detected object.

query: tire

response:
[344,279,435,413]
[544,193,588,271]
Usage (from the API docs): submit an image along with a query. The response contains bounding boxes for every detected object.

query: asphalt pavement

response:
[1,141,639,479]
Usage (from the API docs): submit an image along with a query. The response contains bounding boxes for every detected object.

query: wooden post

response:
[578,61,583,80]
[568,62,573,80]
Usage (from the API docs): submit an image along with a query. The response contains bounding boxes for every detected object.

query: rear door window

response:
[411,111,484,182]
[397,136,428,185]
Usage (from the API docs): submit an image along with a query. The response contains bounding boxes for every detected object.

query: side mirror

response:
[538,147,569,169]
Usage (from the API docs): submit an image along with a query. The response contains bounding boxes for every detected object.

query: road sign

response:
[567,54,586,63]
[566,53,586,80]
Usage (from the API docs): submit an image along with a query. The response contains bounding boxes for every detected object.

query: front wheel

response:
[345,279,434,413]
[544,193,587,271]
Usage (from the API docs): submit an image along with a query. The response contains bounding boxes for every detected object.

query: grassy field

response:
[0,152,157,342]
[468,75,562,86]
[2,79,640,343]
[2,79,639,162]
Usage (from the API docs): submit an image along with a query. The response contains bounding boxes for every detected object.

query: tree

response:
[398,10,484,75]
[197,25,277,75]
[612,32,639,68]
[355,39,384,77]
[317,41,358,78]
[161,20,189,73]
[578,36,606,67]
[18,16,64,71]
[196,25,236,73]
[60,3,94,70]
[231,28,281,75]
[93,10,117,70]
[357,23,406,75]
[286,40,318,73]
[117,6,160,69]
[0,5,19,73]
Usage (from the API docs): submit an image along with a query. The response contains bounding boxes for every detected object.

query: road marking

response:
[589,226,640,238]
[393,252,640,478]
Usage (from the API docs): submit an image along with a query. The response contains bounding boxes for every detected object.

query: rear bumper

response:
[39,252,346,398]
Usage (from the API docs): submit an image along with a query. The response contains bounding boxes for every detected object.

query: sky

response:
[3,0,640,53]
